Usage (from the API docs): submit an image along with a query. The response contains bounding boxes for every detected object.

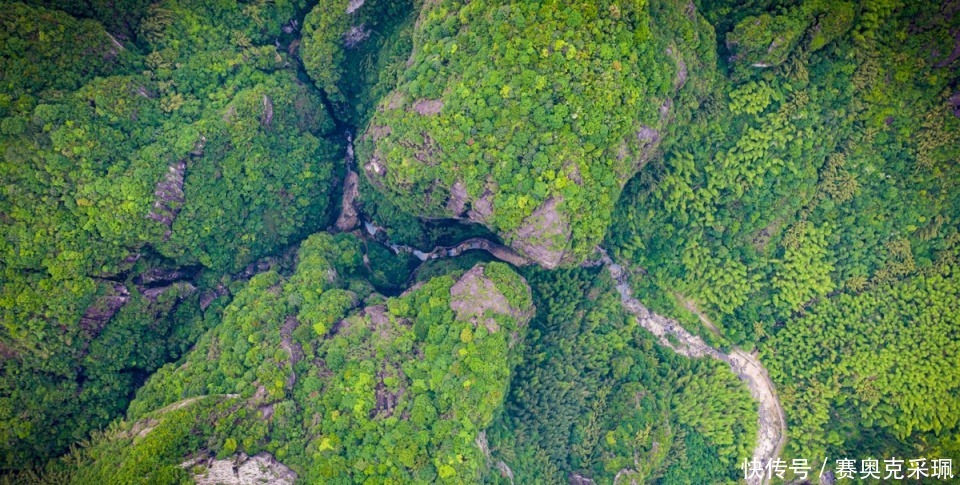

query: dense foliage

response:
[0,0,341,467]
[351,0,714,267]
[605,0,960,473]
[609,0,960,344]
[36,233,534,483]
[485,268,757,483]
[301,0,415,126]
[2,0,959,481]
[764,259,960,464]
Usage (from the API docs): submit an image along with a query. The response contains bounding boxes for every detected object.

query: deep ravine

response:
[599,249,787,485]
[338,135,787,485]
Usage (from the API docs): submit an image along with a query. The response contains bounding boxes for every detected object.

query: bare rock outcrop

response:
[147,160,186,240]
[79,282,130,336]
[363,151,386,184]
[343,25,370,48]
[636,125,662,168]
[260,95,273,127]
[934,31,960,68]
[446,238,530,267]
[346,0,365,14]
[235,245,298,281]
[446,180,469,216]
[449,265,533,331]
[186,452,296,485]
[134,268,189,286]
[666,45,687,91]
[509,197,572,269]
[335,170,361,231]
[466,181,496,224]
[372,365,404,419]
[412,98,443,115]
[278,315,302,389]
[569,473,596,485]
[200,283,229,311]
[368,124,392,140]
[141,281,196,303]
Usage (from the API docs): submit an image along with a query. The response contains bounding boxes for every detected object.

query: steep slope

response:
[483,265,760,484]
[353,0,717,268]
[607,0,960,475]
[44,233,534,484]
[0,0,341,466]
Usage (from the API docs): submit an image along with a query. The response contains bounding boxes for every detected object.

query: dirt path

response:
[599,249,787,485]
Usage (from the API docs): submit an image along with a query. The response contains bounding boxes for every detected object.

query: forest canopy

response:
[1,0,959,482]
[351,0,714,268]
[1,0,341,467]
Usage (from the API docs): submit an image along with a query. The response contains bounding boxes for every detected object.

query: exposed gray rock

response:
[365,305,391,330]
[190,136,206,156]
[449,265,532,331]
[335,170,361,231]
[658,99,672,121]
[676,57,688,90]
[186,452,296,485]
[279,315,302,389]
[200,283,229,311]
[372,365,403,419]
[0,341,18,360]
[446,180,469,216]
[343,25,370,48]
[509,197,571,269]
[384,91,405,111]
[364,152,386,183]
[368,125,392,140]
[821,470,836,485]
[636,125,662,168]
[236,246,297,280]
[467,180,496,224]
[412,98,443,115]
[666,45,687,91]
[142,281,196,303]
[685,0,697,20]
[147,160,186,240]
[105,32,125,52]
[346,0,365,14]
[934,31,960,68]
[79,282,130,336]
[134,268,188,286]
[497,461,516,485]
[569,473,596,485]
[446,238,530,267]
[95,251,141,278]
[565,162,583,186]
[260,95,273,127]
[129,418,158,440]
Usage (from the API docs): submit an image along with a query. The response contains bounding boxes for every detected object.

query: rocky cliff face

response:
[186,452,296,485]
[78,282,130,337]
[63,234,534,483]
[356,0,710,268]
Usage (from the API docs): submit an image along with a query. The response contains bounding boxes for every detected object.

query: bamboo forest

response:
[1,0,958,483]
